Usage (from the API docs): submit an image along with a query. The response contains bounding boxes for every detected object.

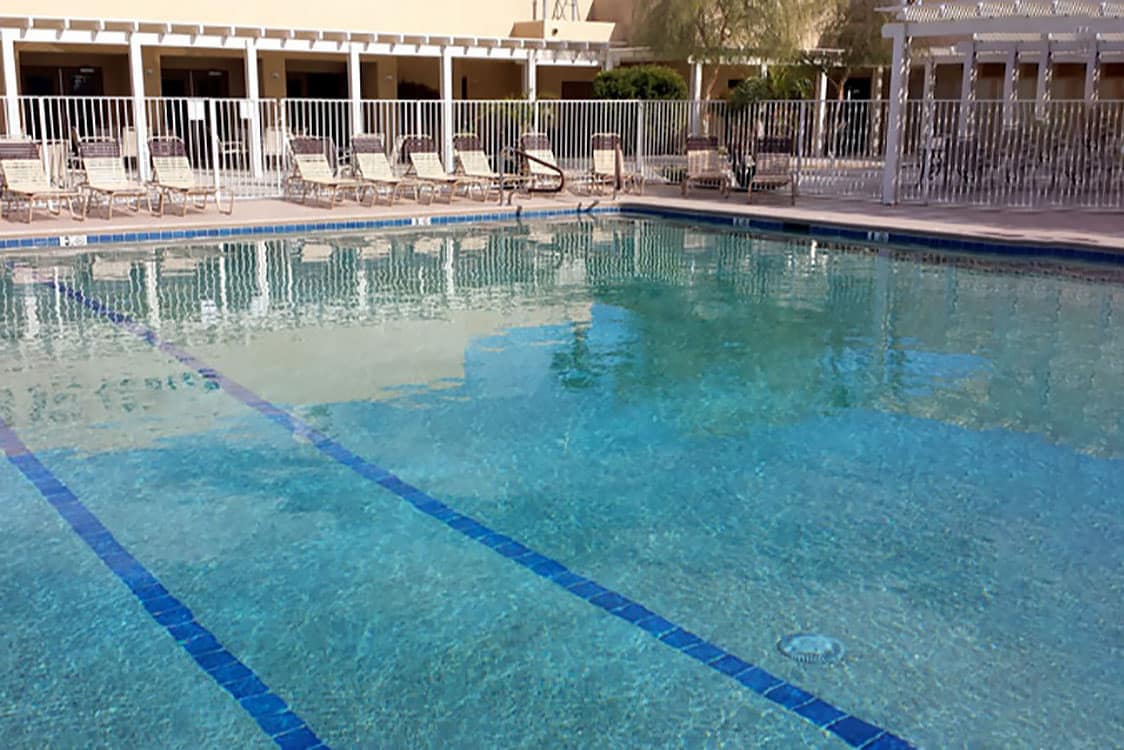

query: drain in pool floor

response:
[777,633,846,664]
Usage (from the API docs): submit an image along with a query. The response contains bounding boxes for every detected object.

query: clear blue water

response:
[1,218,1122,748]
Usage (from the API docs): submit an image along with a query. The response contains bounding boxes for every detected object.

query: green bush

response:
[592,65,688,100]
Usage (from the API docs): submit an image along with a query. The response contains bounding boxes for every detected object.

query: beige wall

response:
[536,65,598,99]
[454,59,522,99]
[17,46,132,96]
[1,0,604,40]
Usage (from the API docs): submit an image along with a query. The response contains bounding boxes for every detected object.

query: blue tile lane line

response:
[0,416,329,750]
[48,279,914,750]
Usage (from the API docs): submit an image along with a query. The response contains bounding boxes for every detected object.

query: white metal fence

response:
[896,99,1124,209]
[6,95,1124,209]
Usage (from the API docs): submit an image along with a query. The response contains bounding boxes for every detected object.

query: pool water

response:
[1,217,1121,749]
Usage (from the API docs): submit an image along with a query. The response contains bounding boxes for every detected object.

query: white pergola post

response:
[689,60,703,135]
[881,27,909,205]
[1083,45,1099,102]
[1035,40,1052,117]
[348,45,363,136]
[870,66,885,156]
[957,44,977,135]
[522,51,537,100]
[1002,48,1019,124]
[919,57,937,202]
[127,34,151,181]
[2,29,21,137]
[244,41,264,179]
[812,70,829,156]
[439,46,454,170]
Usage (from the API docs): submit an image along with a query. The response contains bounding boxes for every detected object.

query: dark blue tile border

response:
[0,416,327,750]
[0,205,619,252]
[618,203,1124,266]
[50,278,913,750]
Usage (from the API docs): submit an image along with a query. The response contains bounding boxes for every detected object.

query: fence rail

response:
[5,95,1124,209]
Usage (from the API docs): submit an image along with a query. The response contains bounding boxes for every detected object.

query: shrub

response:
[727,69,813,113]
[593,65,688,100]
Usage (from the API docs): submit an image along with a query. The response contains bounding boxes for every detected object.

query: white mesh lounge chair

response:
[591,132,644,196]
[518,132,568,192]
[403,135,485,203]
[681,136,732,198]
[148,136,233,216]
[453,133,527,201]
[287,136,361,207]
[350,134,413,206]
[0,140,84,223]
[78,139,152,218]
[748,137,796,205]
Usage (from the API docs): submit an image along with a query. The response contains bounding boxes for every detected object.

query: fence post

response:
[881,27,910,205]
[636,100,646,176]
[795,101,805,197]
[208,98,222,191]
[689,61,703,135]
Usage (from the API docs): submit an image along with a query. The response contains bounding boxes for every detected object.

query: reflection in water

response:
[1,218,1122,457]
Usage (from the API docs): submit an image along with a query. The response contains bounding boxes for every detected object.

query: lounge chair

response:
[350,134,412,206]
[591,132,644,196]
[748,137,796,205]
[402,135,484,203]
[286,136,361,207]
[148,136,234,216]
[78,139,152,218]
[681,136,732,198]
[518,132,568,192]
[0,140,83,223]
[453,133,527,201]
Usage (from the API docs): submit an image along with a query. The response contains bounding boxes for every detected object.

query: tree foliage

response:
[632,0,824,97]
[811,0,892,96]
[592,66,689,100]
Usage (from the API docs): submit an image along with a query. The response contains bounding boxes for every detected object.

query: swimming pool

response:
[1,217,1121,749]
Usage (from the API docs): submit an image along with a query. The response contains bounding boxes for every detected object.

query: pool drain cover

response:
[777,633,845,664]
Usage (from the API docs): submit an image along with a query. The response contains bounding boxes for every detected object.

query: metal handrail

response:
[499,145,564,205]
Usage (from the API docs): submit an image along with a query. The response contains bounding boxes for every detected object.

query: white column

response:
[348,45,363,135]
[1001,48,1018,125]
[957,44,976,136]
[439,47,454,170]
[870,65,885,156]
[689,61,703,135]
[920,58,937,200]
[1084,45,1100,102]
[812,70,828,156]
[2,29,22,137]
[881,27,909,205]
[128,34,150,181]
[244,41,264,179]
[1035,41,1052,117]
[522,51,538,101]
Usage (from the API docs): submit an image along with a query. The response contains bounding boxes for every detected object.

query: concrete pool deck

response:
[1,186,1122,256]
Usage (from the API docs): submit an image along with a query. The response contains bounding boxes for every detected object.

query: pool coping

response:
[1,198,1121,267]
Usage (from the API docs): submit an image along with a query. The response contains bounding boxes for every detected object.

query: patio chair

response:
[402,135,485,203]
[591,132,644,196]
[518,132,567,192]
[350,134,413,206]
[287,136,361,207]
[263,124,291,169]
[0,139,84,223]
[148,136,234,216]
[453,133,527,201]
[681,136,732,197]
[748,137,796,205]
[78,139,152,219]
